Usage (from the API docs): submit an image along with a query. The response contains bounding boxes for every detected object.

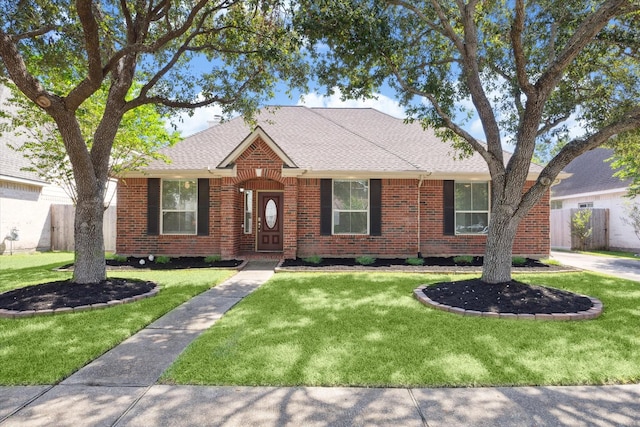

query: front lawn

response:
[163,272,640,387]
[0,252,234,385]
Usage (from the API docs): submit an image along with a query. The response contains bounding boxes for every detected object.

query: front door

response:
[257,192,283,252]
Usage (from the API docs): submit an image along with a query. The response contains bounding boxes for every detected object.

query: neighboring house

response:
[0,84,75,254]
[0,84,116,254]
[550,147,639,251]
[117,106,550,260]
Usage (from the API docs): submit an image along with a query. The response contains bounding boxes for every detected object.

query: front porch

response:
[219,174,298,260]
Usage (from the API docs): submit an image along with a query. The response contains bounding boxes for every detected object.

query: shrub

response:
[571,209,592,250]
[303,255,323,265]
[155,256,171,264]
[512,256,527,266]
[204,255,222,263]
[355,256,376,266]
[112,254,127,262]
[453,255,473,265]
[405,257,424,266]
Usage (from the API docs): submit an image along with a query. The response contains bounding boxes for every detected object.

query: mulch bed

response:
[2,256,588,315]
[0,278,155,311]
[281,256,549,268]
[106,256,243,270]
[2,256,241,313]
[423,279,593,314]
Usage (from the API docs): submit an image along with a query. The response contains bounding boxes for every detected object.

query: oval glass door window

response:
[265,199,277,229]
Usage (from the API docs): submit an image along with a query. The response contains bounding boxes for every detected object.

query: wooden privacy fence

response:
[51,204,117,252]
[550,208,609,250]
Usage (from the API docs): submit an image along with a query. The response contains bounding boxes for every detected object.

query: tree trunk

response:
[72,195,106,284]
[481,206,520,284]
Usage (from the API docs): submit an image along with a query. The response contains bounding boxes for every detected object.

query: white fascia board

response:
[283,169,502,180]
[281,169,427,179]
[119,165,237,179]
[0,174,47,187]
[551,187,629,201]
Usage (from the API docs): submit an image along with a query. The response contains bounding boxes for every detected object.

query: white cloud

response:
[297,89,406,118]
[169,104,225,137]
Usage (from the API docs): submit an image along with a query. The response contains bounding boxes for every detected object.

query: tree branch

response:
[65,0,108,110]
[0,30,51,106]
[386,0,464,51]
[536,113,572,137]
[127,65,265,111]
[536,0,639,95]
[516,106,640,220]
[10,25,57,41]
[510,0,534,96]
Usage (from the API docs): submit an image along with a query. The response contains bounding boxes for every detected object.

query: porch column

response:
[283,179,298,259]
[220,181,240,259]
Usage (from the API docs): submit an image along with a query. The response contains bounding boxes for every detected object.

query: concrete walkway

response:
[2,260,640,426]
[551,250,640,282]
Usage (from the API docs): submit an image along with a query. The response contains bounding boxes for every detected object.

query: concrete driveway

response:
[551,251,640,282]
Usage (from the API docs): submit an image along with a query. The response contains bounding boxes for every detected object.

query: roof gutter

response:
[119,165,237,179]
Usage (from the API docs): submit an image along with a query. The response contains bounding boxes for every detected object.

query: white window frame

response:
[455,181,490,235]
[551,200,563,210]
[161,179,198,235]
[243,189,253,234]
[332,179,370,235]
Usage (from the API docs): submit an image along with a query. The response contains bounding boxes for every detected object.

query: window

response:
[455,182,489,234]
[333,179,369,234]
[161,179,197,234]
[551,200,563,210]
[244,190,253,234]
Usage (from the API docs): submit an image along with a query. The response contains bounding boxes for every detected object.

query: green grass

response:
[163,271,640,388]
[0,252,234,385]
[577,250,640,260]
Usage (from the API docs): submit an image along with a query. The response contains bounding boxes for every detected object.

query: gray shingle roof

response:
[142,105,542,178]
[551,148,631,198]
[0,85,46,184]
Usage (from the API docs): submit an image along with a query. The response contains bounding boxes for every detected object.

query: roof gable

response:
[217,126,297,168]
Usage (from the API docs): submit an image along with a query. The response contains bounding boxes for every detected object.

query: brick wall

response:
[116,140,550,259]
[116,177,222,257]
[419,180,549,257]
[296,178,420,257]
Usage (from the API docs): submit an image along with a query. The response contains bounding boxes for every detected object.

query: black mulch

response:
[0,278,155,311]
[423,279,593,314]
[105,256,243,270]
[281,256,547,268]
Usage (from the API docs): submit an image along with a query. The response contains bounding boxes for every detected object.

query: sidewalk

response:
[1,261,639,426]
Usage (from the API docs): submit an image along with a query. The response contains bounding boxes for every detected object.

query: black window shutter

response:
[320,179,332,236]
[443,180,455,235]
[147,178,160,235]
[197,178,209,236]
[370,179,382,236]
